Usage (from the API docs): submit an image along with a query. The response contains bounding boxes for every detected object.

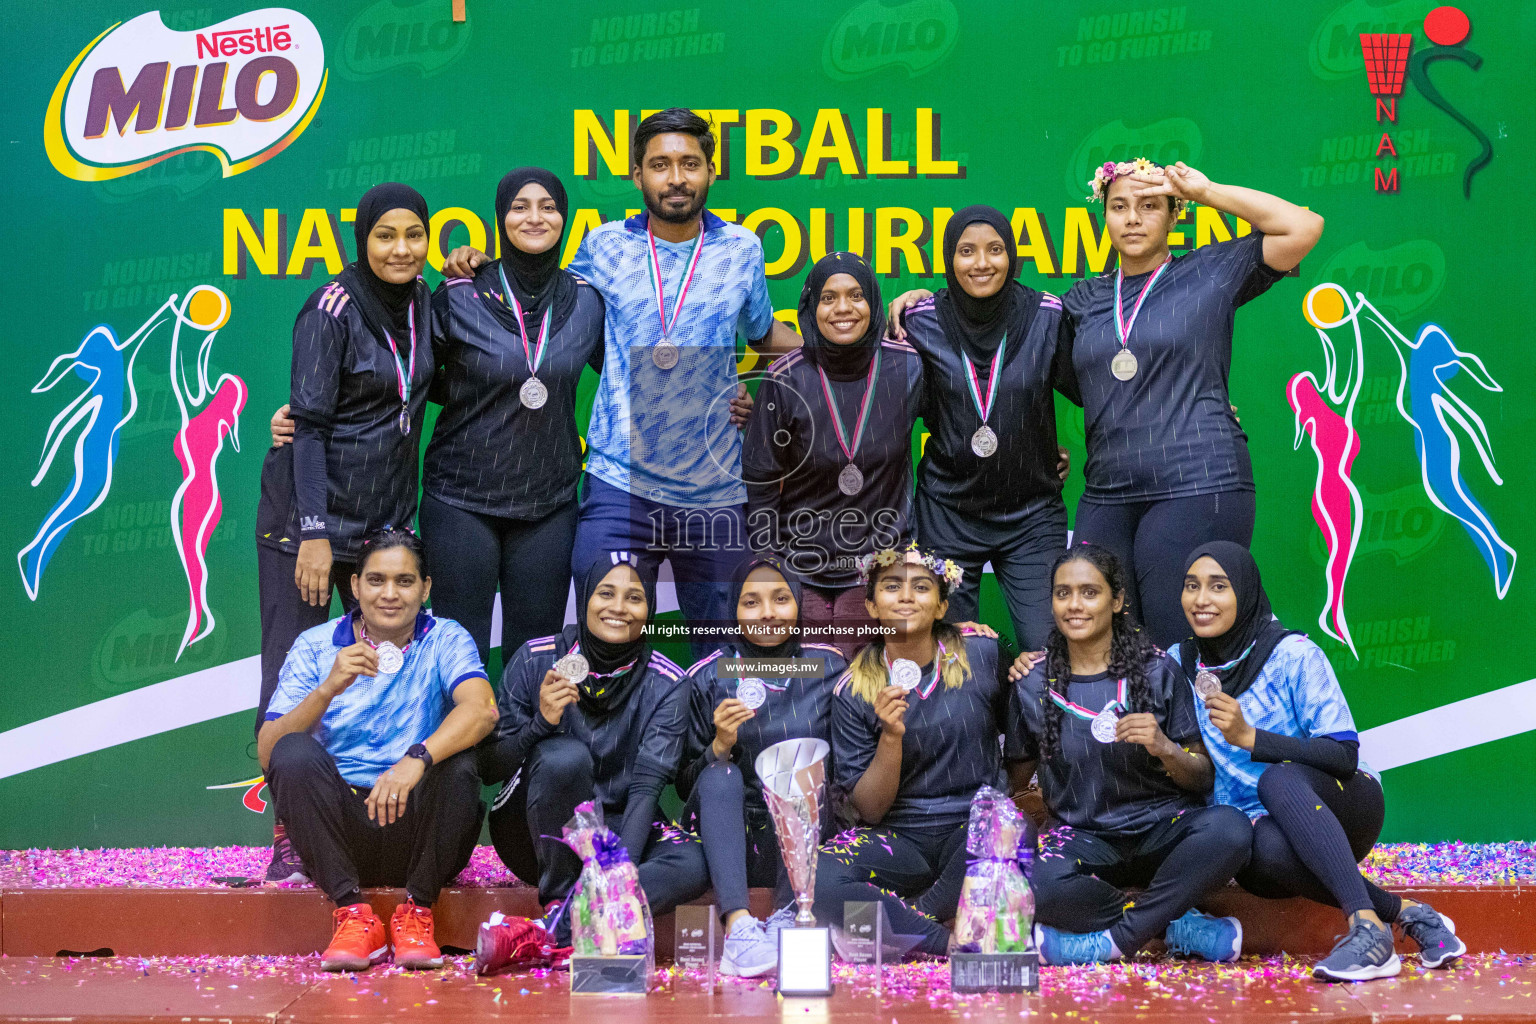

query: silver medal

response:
[971,425,998,458]
[891,658,922,692]
[519,376,548,410]
[1111,349,1139,381]
[1195,671,1222,699]
[837,462,864,496]
[397,407,411,435]
[1090,700,1119,744]
[375,641,404,675]
[736,678,767,710]
[652,339,680,370]
[554,652,590,686]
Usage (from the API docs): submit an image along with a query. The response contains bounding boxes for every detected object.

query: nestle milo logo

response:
[342,0,471,80]
[94,607,225,691]
[1317,239,1445,318]
[822,0,958,81]
[1309,0,1424,80]
[1065,118,1202,200]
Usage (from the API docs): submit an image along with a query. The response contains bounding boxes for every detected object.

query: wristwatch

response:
[405,743,433,769]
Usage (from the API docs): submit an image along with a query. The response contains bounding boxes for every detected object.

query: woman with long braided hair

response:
[1004,543,1251,965]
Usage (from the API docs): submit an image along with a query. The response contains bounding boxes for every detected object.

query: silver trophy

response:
[755,737,833,994]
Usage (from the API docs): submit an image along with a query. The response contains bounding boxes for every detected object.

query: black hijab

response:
[935,205,1041,363]
[341,183,430,341]
[1178,542,1300,699]
[797,252,885,380]
[570,552,657,709]
[730,554,805,658]
[483,167,577,329]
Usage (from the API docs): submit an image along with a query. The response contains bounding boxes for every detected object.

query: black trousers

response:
[1073,490,1256,648]
[256,543,357,737]
[913,492,1068,650]
[484,736,709,919]
[689,760,793,919]
[812,822,971,956]
[264,732,483,906]
[417,493,579,667]
[1238,762,1401,922]
[1032,804,1251,954]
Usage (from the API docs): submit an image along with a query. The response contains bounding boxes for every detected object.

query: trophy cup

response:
[755,737,833,996]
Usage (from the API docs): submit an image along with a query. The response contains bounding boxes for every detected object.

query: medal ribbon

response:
[497,264,553,377]
[1047,677,1127,720]
[383,305,417,412]
[1113,257,1170,352]
[815,346,882,463]
[646,220,706,342]
[358,618,412,654]
[883,641,947,699]
[1196,640,1256,675]
[566,642,638,683]
[962,339,1005,427]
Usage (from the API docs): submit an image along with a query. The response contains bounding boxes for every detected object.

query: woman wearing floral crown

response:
[810,543,1013,957]
[1062,160,1323,646]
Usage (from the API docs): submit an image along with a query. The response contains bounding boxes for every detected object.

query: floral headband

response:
[856,542,964,587]
[1086,157,1190,215]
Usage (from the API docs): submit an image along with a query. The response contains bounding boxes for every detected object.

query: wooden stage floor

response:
[1,953,1533,1023]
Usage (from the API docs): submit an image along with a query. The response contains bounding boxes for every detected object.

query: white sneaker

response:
[764,903,798,947]
[720,916,778,977]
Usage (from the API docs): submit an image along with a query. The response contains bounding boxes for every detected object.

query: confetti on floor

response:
[1,842,1530,890]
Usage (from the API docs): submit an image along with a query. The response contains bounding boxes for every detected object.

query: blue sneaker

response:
[1313,920,1400,982]
[1164,909,1242,963]
[1397,903,1466,969]
[1033,923,1117,965]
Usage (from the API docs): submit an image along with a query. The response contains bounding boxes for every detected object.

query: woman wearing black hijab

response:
[675,555,849,975]
[742,252,924,658]
[1172,542,1465,982]
[479,551,709,936]
[886,206,1077,649]
[269,169,604,666]
[253,182,434,880]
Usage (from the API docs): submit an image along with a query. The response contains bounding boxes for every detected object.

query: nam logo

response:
[342,0,472,80]
[823,0,958,81]
[45,9,327,182]
[19,286,247,661]
[1288,281,1514,657]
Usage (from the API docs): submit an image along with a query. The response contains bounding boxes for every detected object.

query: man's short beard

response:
[643,183,710,224]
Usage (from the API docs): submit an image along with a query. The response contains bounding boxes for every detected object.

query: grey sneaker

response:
[1398,903,1466,968]
[721,916,777,977]
[1313,920,1401,982]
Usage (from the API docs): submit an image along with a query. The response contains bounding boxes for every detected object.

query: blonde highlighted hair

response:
[845,621,972,704]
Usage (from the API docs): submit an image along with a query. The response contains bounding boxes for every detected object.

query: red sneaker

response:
[391,898,444,969]
[320,904,388,972]
[474,912,569,975]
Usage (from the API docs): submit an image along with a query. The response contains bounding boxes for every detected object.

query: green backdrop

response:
[3,0,1531,847]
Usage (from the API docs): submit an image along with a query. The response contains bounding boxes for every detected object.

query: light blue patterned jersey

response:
[1170,634,1372,818]
[568,211,776,508]
[266,612,487,786]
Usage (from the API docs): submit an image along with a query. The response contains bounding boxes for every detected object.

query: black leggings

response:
[265,732,483,906]
[690,761,793,919]
[255,543,357,738]
[484,736,709,920]
[1032,805,1251,954]
[418,493,579,667]
[1073,490,1255,648]
[812,822,970,956]
[1237,762,1401,922]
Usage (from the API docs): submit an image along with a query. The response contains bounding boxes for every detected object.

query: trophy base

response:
[571,954,649,995]
[950,950,1040,992]
[776,927,833,996]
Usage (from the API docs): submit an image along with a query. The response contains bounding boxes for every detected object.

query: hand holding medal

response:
[1202,690,1257,750]
[539,656,586,727]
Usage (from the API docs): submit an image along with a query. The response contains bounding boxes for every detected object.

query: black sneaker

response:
[264,826,308,883]
[1313,920,1401,982]
[1398,902,1466,968]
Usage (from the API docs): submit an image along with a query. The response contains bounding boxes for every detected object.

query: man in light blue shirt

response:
[447,109,800,655]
